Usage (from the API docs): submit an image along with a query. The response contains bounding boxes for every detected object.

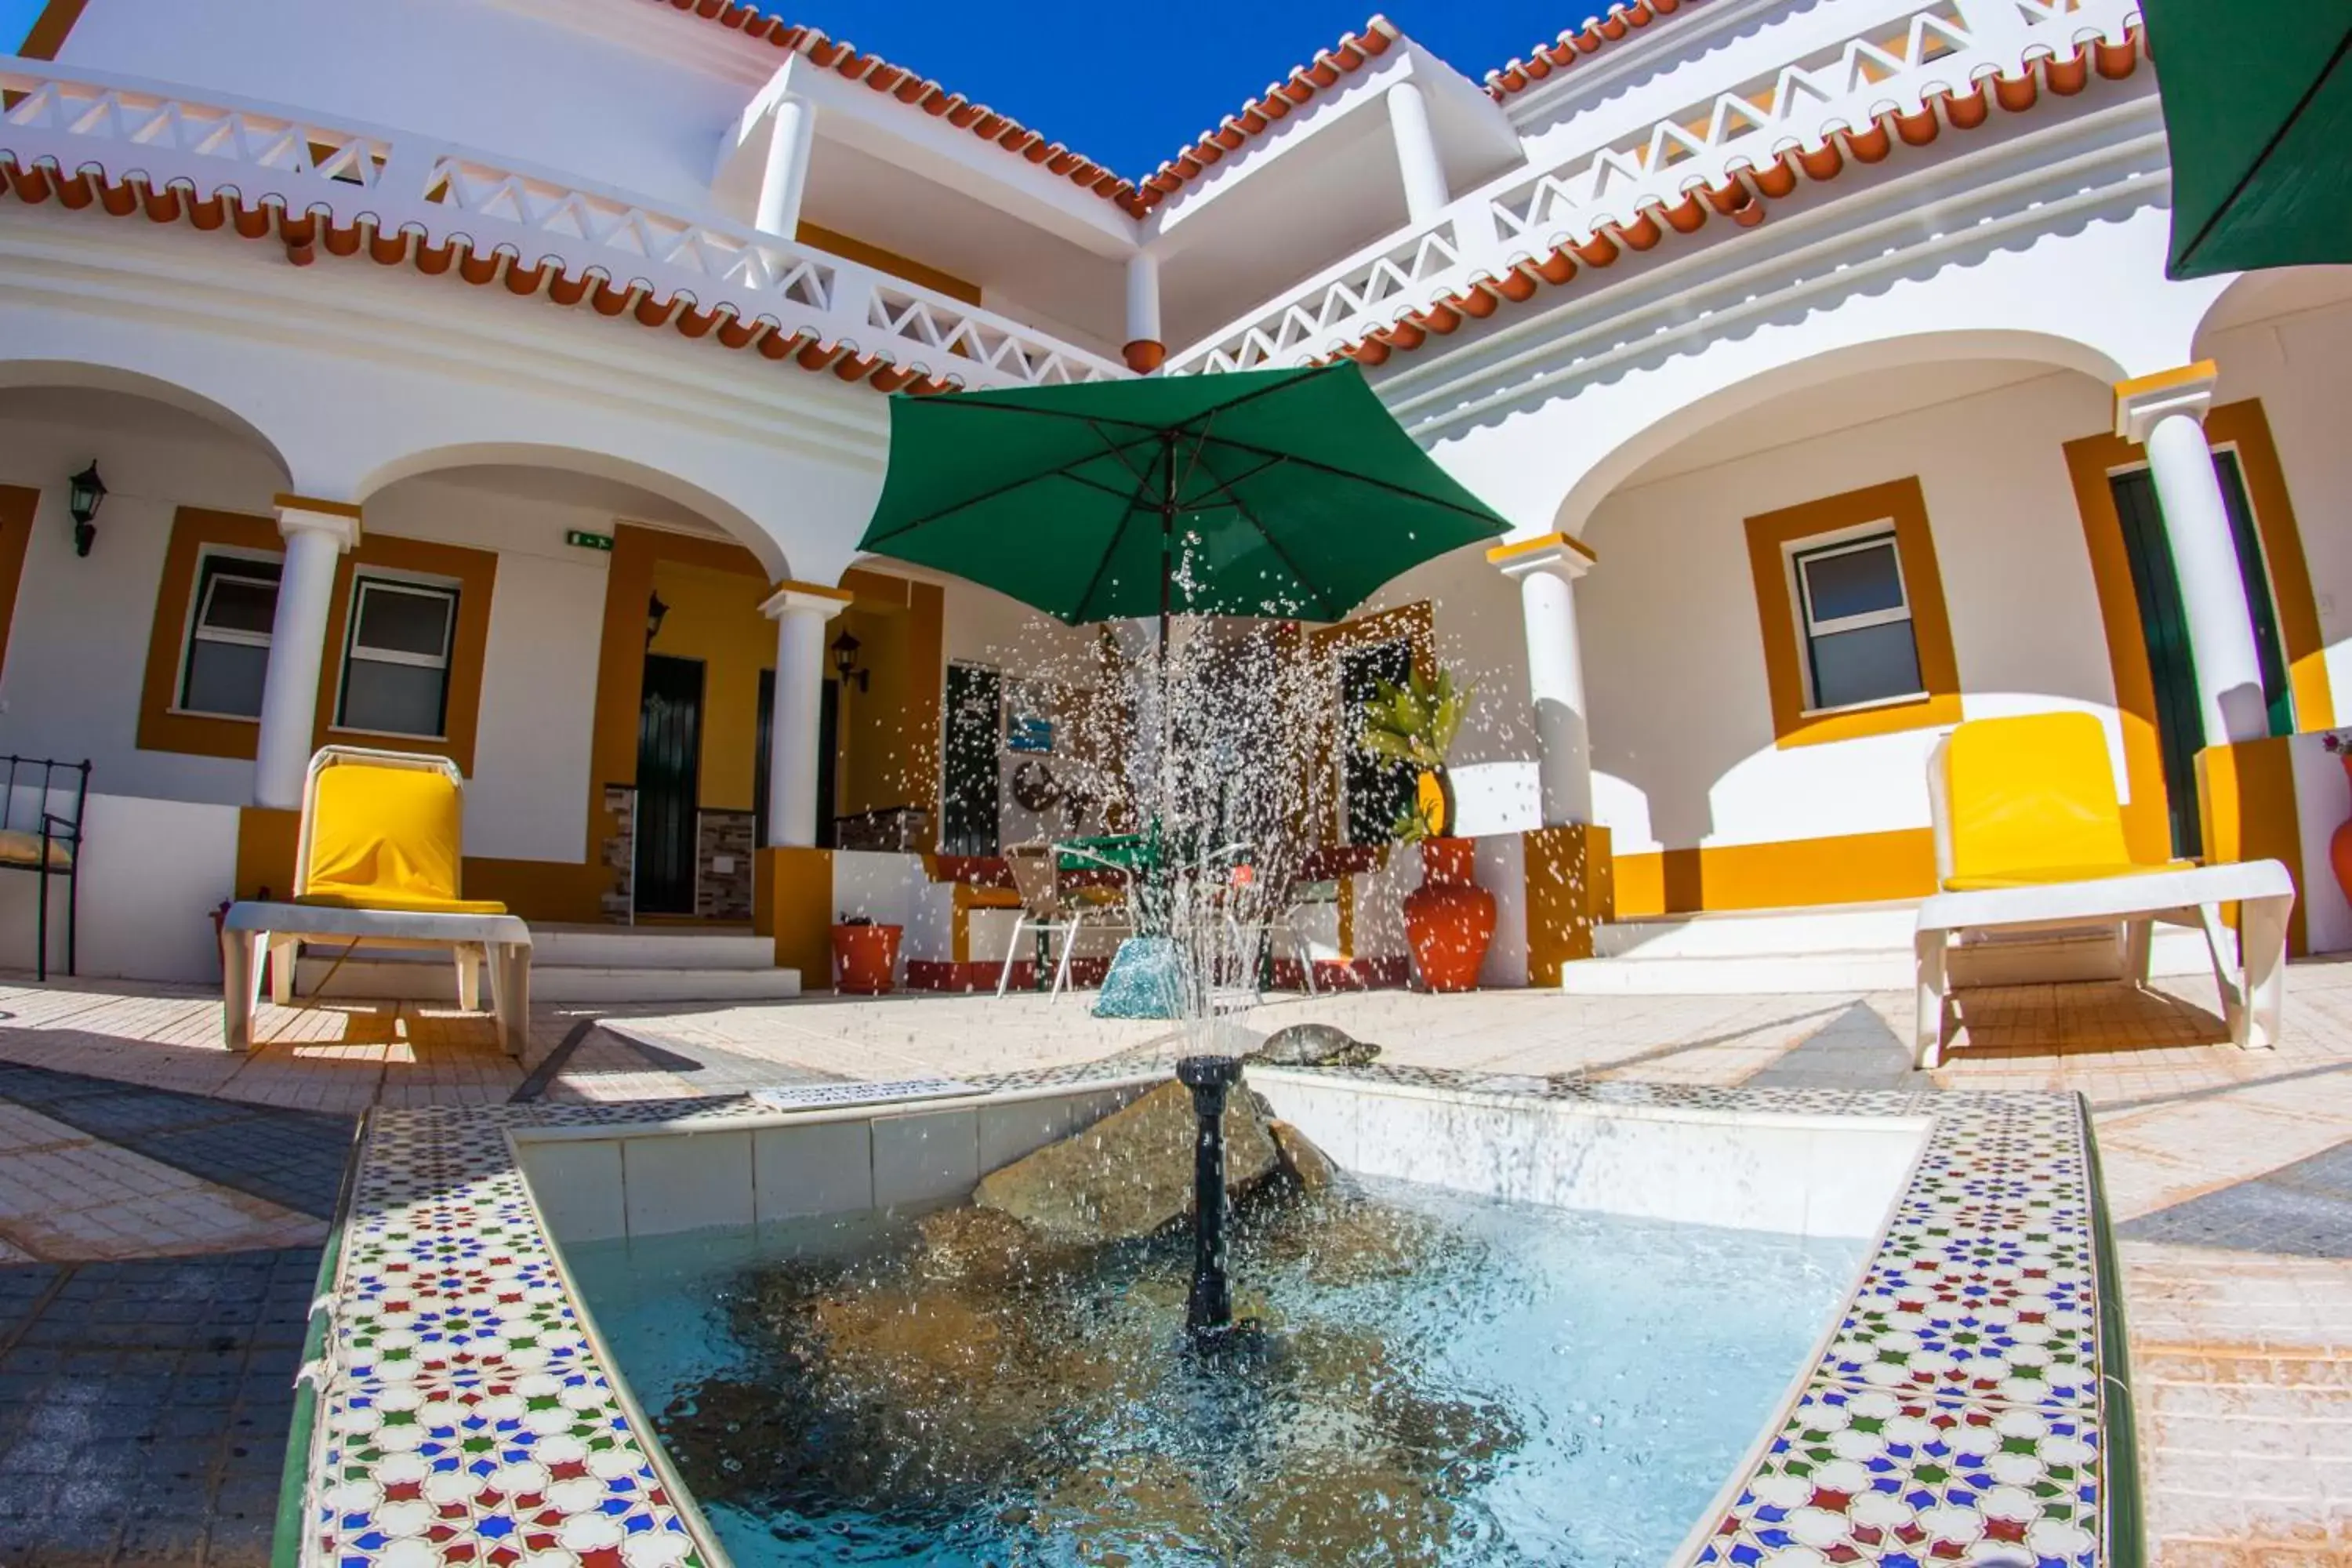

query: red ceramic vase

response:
[832,923,903,994]
[2332,754,2352,911]
[1403,837,1496,993]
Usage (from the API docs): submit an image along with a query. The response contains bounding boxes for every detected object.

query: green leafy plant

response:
[1358,665,1471,844]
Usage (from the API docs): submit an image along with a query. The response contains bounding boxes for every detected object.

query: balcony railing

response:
[0,61,1127,390]
[1167,0,2143,376]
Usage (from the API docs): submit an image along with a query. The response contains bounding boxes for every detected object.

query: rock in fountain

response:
[973,1078,1277,1245]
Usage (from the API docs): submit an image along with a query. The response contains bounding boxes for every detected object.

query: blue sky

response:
[6,1,1571,180]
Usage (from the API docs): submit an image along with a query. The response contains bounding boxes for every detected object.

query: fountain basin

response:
[294,1067,2122,1568]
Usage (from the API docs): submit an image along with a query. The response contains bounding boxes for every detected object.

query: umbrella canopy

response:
[855,363,1508,630]
[2145,0,2352,278]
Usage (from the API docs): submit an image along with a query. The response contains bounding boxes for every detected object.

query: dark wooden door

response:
[942,663,1001,856]
[1341,640,1416,846]
[635,654,704,914]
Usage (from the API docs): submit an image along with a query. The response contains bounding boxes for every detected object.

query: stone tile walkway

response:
[1,956,2349,1565]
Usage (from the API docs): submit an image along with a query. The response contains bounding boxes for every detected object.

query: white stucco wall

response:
[0,792,238,984]
[59,0,746,214]
[1579,368,2129,855]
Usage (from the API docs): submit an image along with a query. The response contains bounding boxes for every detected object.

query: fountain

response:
[1174,1053,1244,1339]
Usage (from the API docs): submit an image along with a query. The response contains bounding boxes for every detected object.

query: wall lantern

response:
[645,590,669,645]
[66,462,106,557]
[830,628,869,691]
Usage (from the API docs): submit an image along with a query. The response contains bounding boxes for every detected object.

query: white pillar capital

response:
[2114,360,2219,445]
[1488,531,1596,583]
[272,492,361,550]
[760,579,853,622]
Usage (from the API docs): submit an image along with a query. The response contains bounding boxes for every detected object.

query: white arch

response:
[0,358,296,485]
[358,441,789,579]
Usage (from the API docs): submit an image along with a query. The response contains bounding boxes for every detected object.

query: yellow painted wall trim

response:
[2111,360,2220,402]
[314,532,499,776]
[1525,823,1612,982]
[2206,401,2335,730]
[755,846,834,985]
[139,507,291,762]
[1613,827,1939,916]
[2195,738,2308,956]
[0,486,37,690]
[796,221,982,307]
[1742,477,1962,749]
[272,492,365,520]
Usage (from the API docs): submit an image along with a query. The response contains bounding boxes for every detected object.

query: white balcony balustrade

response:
[1168,0,2147,376]
[0,61,1126,391]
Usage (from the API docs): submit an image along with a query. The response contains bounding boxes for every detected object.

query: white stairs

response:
[1558,900,2225,996]
[289,923,801,1004]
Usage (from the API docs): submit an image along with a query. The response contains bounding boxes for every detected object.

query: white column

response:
[761,583,851,848]
[1123,251,1163,373]
[756,95,818,239]
[1491,533,1597,827]
[2115,363,2269,745]
[1385,80,1449,225]
[253,499,359,810]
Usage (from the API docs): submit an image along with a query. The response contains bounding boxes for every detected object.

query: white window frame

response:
[1788,526,1926,715]
[332,573,459,741]
[173,547,285,721]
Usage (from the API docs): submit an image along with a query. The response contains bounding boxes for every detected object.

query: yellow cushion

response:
[302,762,506,916]
[1941,712,2157,891]
[1944,860,2194,891]
[0,829,71,871]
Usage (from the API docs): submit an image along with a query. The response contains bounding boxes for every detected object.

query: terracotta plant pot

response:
[1402,837,1495,993]
[2332,754,2352,911]
[832,923,903,994]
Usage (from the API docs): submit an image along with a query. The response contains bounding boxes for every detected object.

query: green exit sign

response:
[566,530,614,551]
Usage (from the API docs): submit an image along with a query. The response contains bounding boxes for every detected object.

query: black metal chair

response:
[0,756,90,980]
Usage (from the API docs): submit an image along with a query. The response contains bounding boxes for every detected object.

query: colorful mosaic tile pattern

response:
[302,1065,2114,1568]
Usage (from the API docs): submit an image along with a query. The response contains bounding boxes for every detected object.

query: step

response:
[290,953,800,1004]
[1592,902,1920,961]
[1560,920,2223,996]
[524,924,775,971]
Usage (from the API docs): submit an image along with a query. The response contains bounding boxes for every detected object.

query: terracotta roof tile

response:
[1329,27,2142,367]
[1484,0,1698,101]
[650,0,1150,215]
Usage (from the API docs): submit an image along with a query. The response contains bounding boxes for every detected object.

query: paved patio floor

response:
[2,958,2348,1565]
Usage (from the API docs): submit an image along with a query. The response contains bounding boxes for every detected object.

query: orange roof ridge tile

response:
[1483,0,1697,102]
[1135,16,1403,210]
[652,0,1151,216]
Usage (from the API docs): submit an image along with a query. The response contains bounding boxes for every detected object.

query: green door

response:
[753,669,841,851]
[2108,451,2294,859]
[635,654,704,914]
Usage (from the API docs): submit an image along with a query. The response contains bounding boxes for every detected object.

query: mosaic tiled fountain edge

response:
[289,1068,2129,1568]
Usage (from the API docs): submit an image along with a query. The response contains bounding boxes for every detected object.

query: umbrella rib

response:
[1181,434,1504,527]
[2176,28,2352,270]
[1067,428,1167,623]
[1178,452,1287,509]
[1185,461,1338,621]
[1163,365,1344,434]
[862,435,1160,542]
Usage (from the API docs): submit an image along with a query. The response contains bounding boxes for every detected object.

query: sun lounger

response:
[220,747,532,1057]
[1914,713,2293,1067]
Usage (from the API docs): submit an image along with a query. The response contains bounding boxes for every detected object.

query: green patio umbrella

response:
[2145,0,2352,278]
[855,363,1508,643]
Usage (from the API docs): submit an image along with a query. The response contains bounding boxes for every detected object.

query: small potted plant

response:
[1360,664,1495,992]
[830,913,903,994]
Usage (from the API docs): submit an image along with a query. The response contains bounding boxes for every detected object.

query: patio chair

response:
[1913,711,2293,1068]
[220,747,533,1056]
[0,755,89,981]
[995,842,1129,999]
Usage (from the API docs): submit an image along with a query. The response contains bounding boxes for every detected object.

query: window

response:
[179,553,283,719]
[336,576,457,739]
[1790,532,1923,710]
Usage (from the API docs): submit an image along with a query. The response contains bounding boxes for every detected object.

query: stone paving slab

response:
[0,1246,319,1568]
